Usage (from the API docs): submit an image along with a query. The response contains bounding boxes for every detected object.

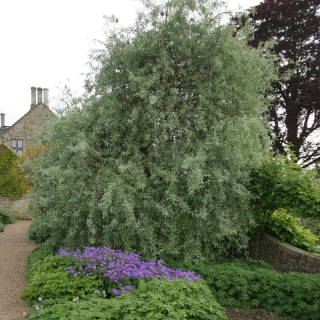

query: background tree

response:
[27,0,277,261]
[233,0,320,167]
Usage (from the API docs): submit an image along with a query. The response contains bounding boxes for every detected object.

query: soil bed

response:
[226,307,295,320]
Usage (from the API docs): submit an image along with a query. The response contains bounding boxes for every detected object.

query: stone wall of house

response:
[0,104,53,151]
[0,195,30,219]
[254,233,320,274]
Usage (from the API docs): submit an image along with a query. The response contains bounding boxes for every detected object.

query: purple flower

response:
[59,246,202,295]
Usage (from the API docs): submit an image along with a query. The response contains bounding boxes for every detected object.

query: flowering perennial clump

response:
[58,246,202,295]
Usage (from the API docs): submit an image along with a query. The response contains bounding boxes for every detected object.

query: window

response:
[10,139,23,155]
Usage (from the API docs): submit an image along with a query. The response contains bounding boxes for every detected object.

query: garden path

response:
[0,220,36,320]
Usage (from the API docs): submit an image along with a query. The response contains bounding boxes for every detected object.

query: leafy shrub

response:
[250,152,320,219]
[22,255,104,306]
[0,220,4,232]
[266,209,320,254]
[25,279,228,320]
[0,207,16,224]
[26,242,57,275]
[28,219,51,243]
[26,0,276,263]
[167,260,320,320]
[300,217,320,237]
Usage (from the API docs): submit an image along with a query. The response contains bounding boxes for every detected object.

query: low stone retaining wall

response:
[0,195,30,219]
[254,233,320,274]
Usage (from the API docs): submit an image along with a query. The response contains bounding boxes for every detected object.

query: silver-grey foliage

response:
[28,0,277,261]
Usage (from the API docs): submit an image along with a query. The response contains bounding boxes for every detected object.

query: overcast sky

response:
[0,0,262,126]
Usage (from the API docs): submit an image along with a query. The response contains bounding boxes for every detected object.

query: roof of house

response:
[0,102,54,137]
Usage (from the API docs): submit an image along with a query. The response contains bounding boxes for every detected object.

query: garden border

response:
[255,232,320,274]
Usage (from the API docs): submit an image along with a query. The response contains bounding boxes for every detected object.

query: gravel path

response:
[0,220,36,320]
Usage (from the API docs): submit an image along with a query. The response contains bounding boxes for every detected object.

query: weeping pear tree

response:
[28,0,277,261]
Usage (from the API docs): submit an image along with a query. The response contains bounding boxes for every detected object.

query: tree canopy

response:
[233,0,320,167]
[28,0,277,261]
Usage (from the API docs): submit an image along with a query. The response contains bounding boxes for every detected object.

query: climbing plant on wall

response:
[0,144,30,197]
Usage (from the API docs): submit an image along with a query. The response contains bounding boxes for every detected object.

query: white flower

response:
[35,306,40,311]
[93,289,102,296]
[82,294,85,298]
[38,297,42,302]
[23,312,27,318]
[72,296,79,303]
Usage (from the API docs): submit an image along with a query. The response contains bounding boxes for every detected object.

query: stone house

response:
[0,87,55,217]
[0,87,54,154]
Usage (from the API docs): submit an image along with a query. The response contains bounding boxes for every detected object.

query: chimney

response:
[0,113,5,127]
[31,87,37,108]
[43,88,49,106]
[37,87,43,104]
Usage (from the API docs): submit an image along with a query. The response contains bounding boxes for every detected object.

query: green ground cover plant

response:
[23,255,105,306]
[167,260,320,320]
[26,242,59,274]
[25,279,227,320]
